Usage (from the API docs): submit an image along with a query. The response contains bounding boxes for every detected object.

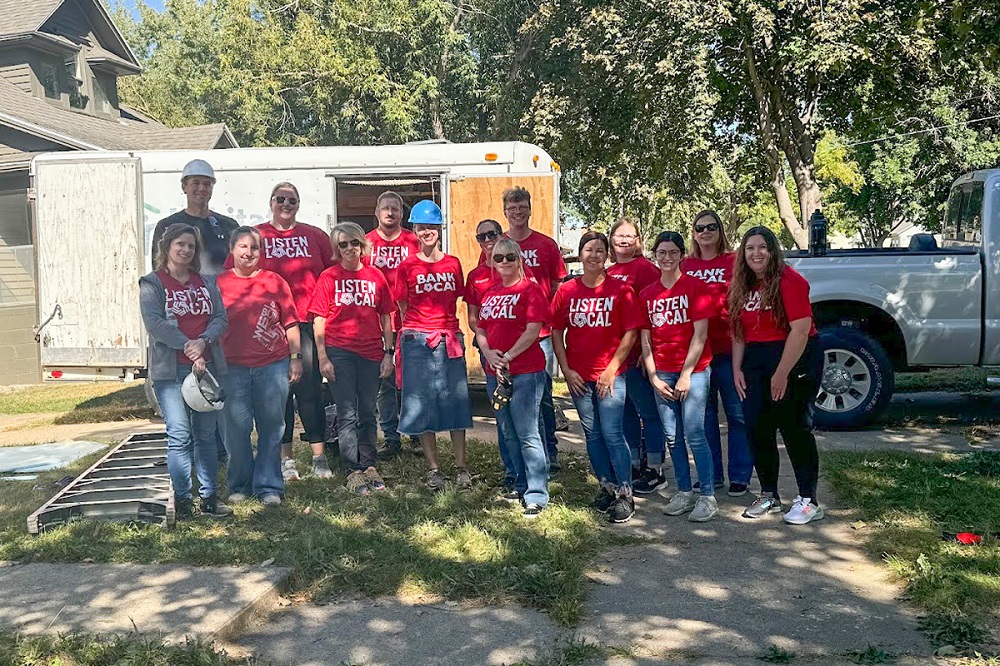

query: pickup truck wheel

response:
[813,328,894,429]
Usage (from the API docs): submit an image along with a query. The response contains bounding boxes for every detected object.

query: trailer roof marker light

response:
[550,161,561,172]
[50,370,63,378]
[484,153,498,162]
[532,154,540,165]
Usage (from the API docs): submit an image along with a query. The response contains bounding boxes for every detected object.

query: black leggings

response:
[283,323,326,444]
[741,338,822,501]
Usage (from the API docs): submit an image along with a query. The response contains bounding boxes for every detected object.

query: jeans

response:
[705,354,753,485]
[654,369,714,496]
[326,347,381,471]
[487,371,549,507]
[742,339,822,500]
[222,358,289,497]
[538,337,558,464]
[481,353,516,486]
[571,374,631,488]
[283,323,325,444]
[623,365,666,468]
[153,364,220,500]
[376,332,402,448]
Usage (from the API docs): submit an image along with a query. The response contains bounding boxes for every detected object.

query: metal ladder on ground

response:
[27,432,174,534]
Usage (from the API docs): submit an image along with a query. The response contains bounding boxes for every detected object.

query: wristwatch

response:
[384,347,395,355]
[291,352,303,360]
[200,335,213,346]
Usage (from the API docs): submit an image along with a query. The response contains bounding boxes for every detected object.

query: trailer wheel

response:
[144,377,162,418]
[813,328,894,429]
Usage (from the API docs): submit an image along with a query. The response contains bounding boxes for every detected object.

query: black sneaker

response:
[548,458,562,474]
[693,480,726,491]
[408,436,424,457]
[631,466,642,483]
[590,486,615,513]
[633,467,666,495]
[497,489,523,504]
[608,489,635,524]
[200,495,233,517]
[377,442,401,460]
[728,482,749,497]
[174,495,193,519]
[523,503,543,519]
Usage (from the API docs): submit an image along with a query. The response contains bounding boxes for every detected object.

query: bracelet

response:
[291,352,303,360]
[385,347,395,355]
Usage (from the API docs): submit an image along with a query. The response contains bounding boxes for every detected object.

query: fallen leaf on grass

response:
[260,557,274,567]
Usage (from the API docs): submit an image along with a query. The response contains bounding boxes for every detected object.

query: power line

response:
[847,113,1000,147]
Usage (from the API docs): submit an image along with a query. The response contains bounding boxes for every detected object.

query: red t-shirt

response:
[225,222,335,322]
[365,228,421,331]
[217,269,298,367]
[549,276,644,382]
[476,278,548,376]
[607,257,661,364]
[394,254,465,332]
[308,264,395,362]
[158,270,213,365]
[683,252,736,355]
[463,263,500,308]
[740,266,819,343]
[640,273,714,373]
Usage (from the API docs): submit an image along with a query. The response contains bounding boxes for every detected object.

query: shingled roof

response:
[0,0,62,36]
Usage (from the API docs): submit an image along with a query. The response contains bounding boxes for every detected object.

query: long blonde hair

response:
[491,238,525,281]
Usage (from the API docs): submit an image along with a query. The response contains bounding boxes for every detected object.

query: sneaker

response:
[523,503,543,519]
[633,467,667,495]
[377,442,401,460]
[742,493,783,519]
[548,459,562,474]
[425,468,446,492]
[363,466,387,491]
[590,486,615,514]
[455,468,473,490]
[688,495,719,522]
[607,488,635,524]
[728,482,749,497]
[784,497,825,525]
[174,495,193,519]
[282,458,300,482]
[312,456,334,479]
[346,470,371,496]
[408,436,424,456]
[260,494,282,506]
[228,492,249,503]
[692,480,726,491]
[200,495,233,517]
[497,489,523,504]
[663,490,697,516]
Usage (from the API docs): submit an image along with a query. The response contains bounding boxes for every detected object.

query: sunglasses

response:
[338,239,363,249]
[493,252,519,264]
[476,230,501,243]
[694,222,720,233]
[273,195,299,205]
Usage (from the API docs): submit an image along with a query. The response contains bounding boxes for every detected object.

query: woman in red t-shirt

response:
[475,238,550,518]
[551,231,643,523]
[684,210,752,496]
[217,227,301,506]
[639,231,718,523]
[394,200,474,491]
[606,218,666,494]
[728,226,824,525]
[311,222,396,495]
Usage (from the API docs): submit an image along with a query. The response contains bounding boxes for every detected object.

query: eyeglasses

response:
[273,196,299,205]
[338,239,363,249]
[654,249,682,259]
[612,234,638,241]
[493,252,519,264]
[694,222,720,233]
[504,204,530,214]
[476,230,501,243]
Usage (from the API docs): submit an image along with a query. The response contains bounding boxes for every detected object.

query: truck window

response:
[943,182,984,246]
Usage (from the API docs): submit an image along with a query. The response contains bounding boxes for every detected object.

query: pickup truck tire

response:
[813,328,894,429]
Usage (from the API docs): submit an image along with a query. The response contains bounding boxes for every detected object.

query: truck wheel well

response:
[812,300,908,370]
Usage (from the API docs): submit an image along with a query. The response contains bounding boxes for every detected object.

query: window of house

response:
[40,61,59,99]
[92,75,114,114]
[64,54,88,109]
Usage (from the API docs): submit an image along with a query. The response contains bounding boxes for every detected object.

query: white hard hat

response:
[181,368,225,412]
[181,159,216,182]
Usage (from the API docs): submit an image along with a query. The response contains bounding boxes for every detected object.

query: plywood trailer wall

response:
[448,175,558,378]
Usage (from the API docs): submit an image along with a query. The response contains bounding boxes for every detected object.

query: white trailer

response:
[29,141,561,381]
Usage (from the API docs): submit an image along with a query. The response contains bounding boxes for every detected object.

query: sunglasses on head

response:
[476,230,501,243]
[493,252,519,264]
[694,222,720,233]
[338,239,363,249]
[274,195,299,205]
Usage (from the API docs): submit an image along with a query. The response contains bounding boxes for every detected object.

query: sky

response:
[114,0,165,18]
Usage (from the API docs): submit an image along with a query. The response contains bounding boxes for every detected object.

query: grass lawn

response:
[824,450,1000,648]
[0,382,152,424]
[894,367,998,394]
[0,440,622,628]
[0,632,261,665]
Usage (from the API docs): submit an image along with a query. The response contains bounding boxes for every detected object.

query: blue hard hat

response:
[409,199,443,225]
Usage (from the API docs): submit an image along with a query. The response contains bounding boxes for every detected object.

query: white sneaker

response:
[282,458,300,482]
[663,490,697,516]
[228,492,249,503]
[688,495,718,522]
[260,494,282,506]
[783,497,825,524]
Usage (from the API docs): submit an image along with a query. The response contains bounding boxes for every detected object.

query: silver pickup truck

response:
[788,169,999,428]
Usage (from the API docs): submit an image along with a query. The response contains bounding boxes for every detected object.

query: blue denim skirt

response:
[398,330,473,434]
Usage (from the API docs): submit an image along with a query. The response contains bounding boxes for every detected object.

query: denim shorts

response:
[398,330,473,434]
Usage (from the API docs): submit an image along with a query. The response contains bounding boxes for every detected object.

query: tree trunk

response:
[430,4,465,141]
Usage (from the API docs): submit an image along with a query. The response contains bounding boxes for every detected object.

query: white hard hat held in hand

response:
[181,159,216,182]
[182,369,225,412]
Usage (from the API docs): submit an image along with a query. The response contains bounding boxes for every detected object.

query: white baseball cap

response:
[181,159,216,182]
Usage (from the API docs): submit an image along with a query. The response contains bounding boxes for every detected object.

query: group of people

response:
[140,158,824,528]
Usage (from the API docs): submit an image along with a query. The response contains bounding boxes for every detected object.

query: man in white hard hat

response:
[150,159,239,275]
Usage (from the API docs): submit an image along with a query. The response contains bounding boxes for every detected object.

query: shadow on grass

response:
[51,384,152,425]
[823,449,1000,648]
[0,440,624,627]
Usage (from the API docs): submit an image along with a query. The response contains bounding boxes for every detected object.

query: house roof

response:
[0,78,238,153]
[0,0,62,36]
